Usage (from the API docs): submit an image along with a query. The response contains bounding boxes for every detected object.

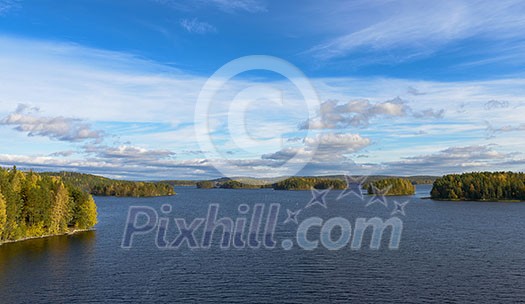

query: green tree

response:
[0,192,6,240]
[49,181,70,234]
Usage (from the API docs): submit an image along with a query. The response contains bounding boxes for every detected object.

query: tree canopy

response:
[367,178,415,196]
[431,172,525,201]
[0,167,97,242]
[273,177,346,190]
[42,172,174,197]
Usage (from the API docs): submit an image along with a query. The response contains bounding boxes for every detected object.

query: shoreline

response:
[424,197,524,202]
[0,228,95,246]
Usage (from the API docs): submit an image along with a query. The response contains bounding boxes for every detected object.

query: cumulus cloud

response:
[0,104,103,142]
[300,98,443,129]
[180,18,217,34]
[263,133,371,162]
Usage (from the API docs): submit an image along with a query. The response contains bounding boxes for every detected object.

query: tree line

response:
[195,175,436,191]
[431,172,525,201]
[42,172,174,197]
[196,177,347,190]
[0,167,97,242]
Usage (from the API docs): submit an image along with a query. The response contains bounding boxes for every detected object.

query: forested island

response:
[431,172,525,201]
[43,172,175,197]
[273,177,346,190]
[197,179,272,189]
[195,175,433,191]
[0,167,97,244]
[367,178,416,196]
[196,177,346,190]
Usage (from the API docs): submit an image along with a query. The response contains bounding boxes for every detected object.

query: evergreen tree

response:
[0,167,98,243]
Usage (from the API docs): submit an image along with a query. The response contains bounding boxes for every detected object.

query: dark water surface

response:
[1,185,524,303]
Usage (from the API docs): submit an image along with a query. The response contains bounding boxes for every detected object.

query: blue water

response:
[1,185,524,303]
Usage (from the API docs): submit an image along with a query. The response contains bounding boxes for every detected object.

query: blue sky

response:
[1,0,525,180]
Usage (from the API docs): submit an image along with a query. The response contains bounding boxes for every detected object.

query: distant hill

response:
[41,172,175,197]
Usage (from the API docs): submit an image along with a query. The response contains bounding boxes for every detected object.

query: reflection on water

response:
[0,231,95,261]
[0,231,95,282]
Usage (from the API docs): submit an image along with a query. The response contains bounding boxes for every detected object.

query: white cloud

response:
[0,0,20,16]
[0,104,103,142]
[263,133,371,162]
[301,97,443,129]
[209,0,266,13]
[307,0,525,61]
[1,36,525,178]
[180,18,217,34]
[152,0,266,13]
[378,145,521,175]
[84,144,175,161]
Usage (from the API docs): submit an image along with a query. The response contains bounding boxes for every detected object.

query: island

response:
[196,177,346,190]
[0,167,97,244]
[194,175,435,191]
[431,172,525,201]
[272,177,346,190]
[367,178,416,196]
[43,171,175,197]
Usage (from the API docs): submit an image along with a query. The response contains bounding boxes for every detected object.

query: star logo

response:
[391,200,409,216]
[337,175,368,201]
[305,188,330,209]
[366,184,392,208]
[283,209,301,224]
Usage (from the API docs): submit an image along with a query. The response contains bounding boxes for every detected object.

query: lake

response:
[1,185,524,303]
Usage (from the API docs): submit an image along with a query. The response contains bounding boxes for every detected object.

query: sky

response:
[1,0,525,180]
